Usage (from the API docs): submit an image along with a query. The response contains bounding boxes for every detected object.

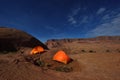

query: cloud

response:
[68,16,77,24]
[67,8,80,25]
[80,16,89,24]
[86,13,120,37]
[97,8,106,14]
[45,26,57,31]
[102,14,110,20]
[72,8,80,16]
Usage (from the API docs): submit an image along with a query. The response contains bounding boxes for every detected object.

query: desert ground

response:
[0,41,120,80]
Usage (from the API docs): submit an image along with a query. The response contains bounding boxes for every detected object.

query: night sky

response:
[0,0,120,42]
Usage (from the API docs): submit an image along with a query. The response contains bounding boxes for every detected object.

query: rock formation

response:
[45,36,120,49]
[0,27,48,52]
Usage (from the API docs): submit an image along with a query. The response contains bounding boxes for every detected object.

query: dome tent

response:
[53,50,71,64]
[30,46,45,55]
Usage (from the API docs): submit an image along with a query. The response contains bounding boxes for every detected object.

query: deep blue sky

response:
[0,0,120,42]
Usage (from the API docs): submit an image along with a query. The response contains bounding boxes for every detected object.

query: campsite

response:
[0,27,120,80]
[0,0,120,80]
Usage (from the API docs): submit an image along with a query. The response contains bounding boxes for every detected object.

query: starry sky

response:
[0,0,120,42]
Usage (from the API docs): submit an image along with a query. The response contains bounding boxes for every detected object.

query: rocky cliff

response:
[0,27,48,52]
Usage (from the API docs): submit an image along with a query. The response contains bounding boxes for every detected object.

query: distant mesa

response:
[0,27,48,52]
[45,36,120,49]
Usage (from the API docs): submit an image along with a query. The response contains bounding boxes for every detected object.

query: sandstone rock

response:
[0,27,48,52]
[45,36,120,49]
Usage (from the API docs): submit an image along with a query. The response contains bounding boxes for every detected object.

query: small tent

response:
[53,50,71,64]
[30,46,44,55]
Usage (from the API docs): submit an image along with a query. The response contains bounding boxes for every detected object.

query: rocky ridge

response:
[45,36,120,48]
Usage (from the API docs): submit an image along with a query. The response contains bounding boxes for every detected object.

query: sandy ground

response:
[0,41,120,80]
[0,51,120,80]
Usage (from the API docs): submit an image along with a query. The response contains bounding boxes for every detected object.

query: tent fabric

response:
[53,50,70,64]
[30,46,44,55]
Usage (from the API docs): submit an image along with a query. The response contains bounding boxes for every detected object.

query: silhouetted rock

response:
[0,27,48,52]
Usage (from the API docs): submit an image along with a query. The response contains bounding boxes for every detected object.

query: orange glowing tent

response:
[30,46,44,55]
[53,50,71,64]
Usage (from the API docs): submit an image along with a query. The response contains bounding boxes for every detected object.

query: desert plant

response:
[81,50,86,52]
[45,63,52,67]
[34,59,52,69]
[116,49,119,51]
[118,50,120,53]
[89,50,94,53]
[116,49,120,53]
[106,50,110,52]
[55,66,73,72]
[34,59,45,67]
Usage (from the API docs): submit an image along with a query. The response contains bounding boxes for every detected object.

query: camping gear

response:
[31,46,44,55]
[53,50,71,64]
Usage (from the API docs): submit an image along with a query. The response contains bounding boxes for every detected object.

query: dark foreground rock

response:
[0,27,48,52]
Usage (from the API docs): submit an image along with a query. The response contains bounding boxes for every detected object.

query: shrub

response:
[81,50,86,52]
[118,50,120,53]
[34,59,52,68]
[116,49,120,53]
[55,66,73,72]
[89,50,94,53]
[106,50,110,52]
[34,60,45,67]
